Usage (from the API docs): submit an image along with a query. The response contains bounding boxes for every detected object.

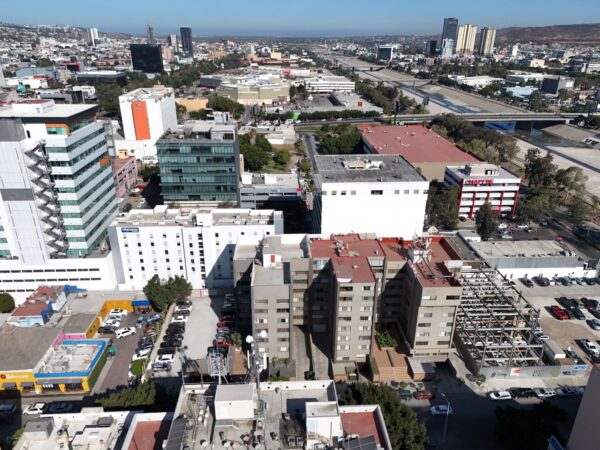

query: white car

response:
[23,402,46,415]
[533,388,556,399]
[430,405,453,415]
[132,348,151,360]
[175,305,192,313]
[115,327,136,339]
[155,353,175,364]
[104,318,121,328]
[582,339,600,357]
[109,309,128,318]
[488,391,512,401]
[171,315,189,324]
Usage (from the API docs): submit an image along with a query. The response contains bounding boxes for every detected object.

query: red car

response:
[550,305,569,320]
[555,236,565,242]
[413,390,434,400]
[217,320,234,328]
[213,338,233,347]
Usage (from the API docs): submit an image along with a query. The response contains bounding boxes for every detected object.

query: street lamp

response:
[440,392,451,448]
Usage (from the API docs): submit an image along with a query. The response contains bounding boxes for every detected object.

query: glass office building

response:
[157,122,239,204]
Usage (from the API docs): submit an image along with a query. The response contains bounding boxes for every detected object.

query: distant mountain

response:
[495,23,600,44]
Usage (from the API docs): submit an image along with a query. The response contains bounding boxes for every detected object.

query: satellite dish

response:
[258,330,268,339]
[246,335,254,344]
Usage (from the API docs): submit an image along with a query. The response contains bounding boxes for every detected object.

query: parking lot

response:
[95,312,142,392]
[151,295,221,379]
[515,280,600,365]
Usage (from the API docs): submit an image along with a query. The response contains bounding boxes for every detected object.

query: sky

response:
[3,0,600,37]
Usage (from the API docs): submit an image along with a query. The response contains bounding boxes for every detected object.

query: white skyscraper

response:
[87,28,99,47]
[479,27,497,57]
[169,34,178,50]
[455,24,478,56]
[441,39,455,58]
[0,100,119,302]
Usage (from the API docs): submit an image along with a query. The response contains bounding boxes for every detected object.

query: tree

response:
[340,383,428,450]
[377,330,398,348]
[568,198,590,224]
[208,96,244,118]
[242,145,270,171]
[289,84,297,100]
[494,402,567,450]
[273,150,291,167]
[143,275,190,312]
[94,83,123,116]
[138,165,159,182]
[528,90,547,112]
[475,202,498,240]
[0,293,15,313]
[426,183,459,230]
[516,191,552,224]
[524,148,556,188]
[168,276,192,302]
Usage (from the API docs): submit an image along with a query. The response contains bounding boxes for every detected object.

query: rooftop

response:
[357,124,479,163]
[126,417,172,450]
[310,234,383,260]
[240,172,300,189]
[0,100,97,119]
[331,256,376,284]
[119,86,174,103]
[35,339,107,376]
[10,299,49,317]
[313,154,425,184]
[339,407,387,448]
[403,237,463,288]
[158,120,236,141]
[113,206,279,228]
[446,163,519,180]
[0,327,61,370]
[469,239,579,259]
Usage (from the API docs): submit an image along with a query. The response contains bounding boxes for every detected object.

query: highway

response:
[318,53,531,115]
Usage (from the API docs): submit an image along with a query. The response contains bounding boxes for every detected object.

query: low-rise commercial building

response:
[312,154,428,239]
[110,155,139,198]
[506,71,546,85]
[75,71,127,85]
[217,74,290,105]
[541,76,575,96]
[109,206,283,290]
[444,163,521,219]
[303,76,355,94]
[447,75,503,88]
[358,124,480,181]
[239,172,302,209]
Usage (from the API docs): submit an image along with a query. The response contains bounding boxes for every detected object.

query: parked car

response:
[583,278,597,286]
[557,277,570,286]
[161,340,182,349]
[590,309,600,320]
[488,391,512,401]
[171,316,189,324]
[22,403,46,415]
[533,388,556,399]
[103,318,121,328]
[565,347,579,360]
[509,388,536,398]
[581,339,600,358]
[588,320,600,331]
[582,298,599,310]
[397,389,413,400]
[152,362,172,372]
[216,327,230,336]
[555,387,580,397]
[213,338,233,347]
[108,309,128,318]
[137,341,153,351]
[570,307,586,320]
[430,405,453,415]
[413,390,434,400]
[535,332,550,341]
[558,297,578,308]
[47,402,73,413]
[550,305,569,320]
[217,320,234,328]
[533,276,550,287]
[97,326,116,335]
[167,323,185,331]
[115,327,136,339]
[175,304,192,313]
[520,277,534,288]
[144,331,157,338]
[0,403,17,417]
[155,353,175,364]
[132,348,152,361]
[158,347,178,355]
[135,316,146,328]
[145,315,161,326]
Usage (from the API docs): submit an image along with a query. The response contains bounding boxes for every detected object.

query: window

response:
[413,189,419,194]
[439,331,450,337]
[371,190,383,195]
[331,191,337,196]
[416,332,431,337]
[341,191,347,196]
[394,189,400,194]
[418,323,431,328]
[415,341,428,346]
[404,189,410,194]
[437,341,450,346]
[422,295,437,301]
[419,312,433,318]
[362,286,372,291]
[350,190,356,195]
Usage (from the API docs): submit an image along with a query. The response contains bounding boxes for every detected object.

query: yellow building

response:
[176,98,209,113]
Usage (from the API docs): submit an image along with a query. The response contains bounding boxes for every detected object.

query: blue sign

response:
[121,227,139,233]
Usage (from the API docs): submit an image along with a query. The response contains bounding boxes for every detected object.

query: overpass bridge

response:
[294,112,580,128]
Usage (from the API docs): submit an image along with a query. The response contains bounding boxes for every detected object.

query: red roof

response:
[11,300,48,317]
[340,411,385,446]
[127,420,171,450]
[357,124,479,164]
[310,234,384,259]
[331,256,375,284]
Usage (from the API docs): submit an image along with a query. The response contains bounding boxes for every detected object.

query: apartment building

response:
[234,233,465,367]
[312,155,429,239]
[455,24,478,56]
[157,120,240,206]
[303,76,355,94]
[0,100,118,302]
[478,27,497,57]
[117,87,177,161]
[108,206,283,291]
[444,163,521,219]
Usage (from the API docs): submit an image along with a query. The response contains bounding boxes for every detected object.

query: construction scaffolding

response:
[454,269,545,374]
